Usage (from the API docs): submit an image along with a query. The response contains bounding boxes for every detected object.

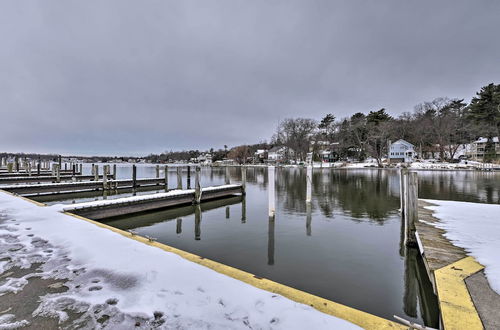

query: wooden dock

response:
[417,200,500,329]
[1,178,164,195]
[0,175,109,185]
[65,184,243,220]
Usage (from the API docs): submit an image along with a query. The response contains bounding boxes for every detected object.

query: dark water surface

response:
[31,165,500,326]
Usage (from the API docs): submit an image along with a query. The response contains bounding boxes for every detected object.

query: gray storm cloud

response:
[1,0,499,155]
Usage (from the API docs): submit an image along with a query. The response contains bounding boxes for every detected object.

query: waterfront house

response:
[267,146,293,163]
[466,137,500,161]
[388,139,416,163]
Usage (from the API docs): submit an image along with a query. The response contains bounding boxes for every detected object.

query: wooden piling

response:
[94,165,99,182]
[56,164,61,183]
[164,165,168,191]
[113,164,117,180]
[399,168,407,216]
[177,167,182,189]
[132,165,137,190]
[103,165,109,190]
[241,166,246,195]
[225,166,230,184]
[156,165,160,178]
[268,165,275,220]
[186,166,191,189]
[194,166,202,204]
[306,165,312,203]
[404,171,418,247]
[37,162,41,175]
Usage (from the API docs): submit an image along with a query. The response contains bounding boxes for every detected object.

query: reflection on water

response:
[32,165,500,326]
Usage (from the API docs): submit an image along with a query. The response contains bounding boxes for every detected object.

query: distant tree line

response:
[269,83,500,164]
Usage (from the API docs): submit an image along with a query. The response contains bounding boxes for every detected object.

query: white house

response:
[389,139,416,163]
[268,146,293,162]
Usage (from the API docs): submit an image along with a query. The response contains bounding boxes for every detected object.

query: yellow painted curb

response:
[434,256,484,330]
[64,211,407,329]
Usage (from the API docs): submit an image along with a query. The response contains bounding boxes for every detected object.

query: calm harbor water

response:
[32,165,500,326]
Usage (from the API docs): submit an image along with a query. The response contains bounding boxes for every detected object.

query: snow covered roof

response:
[474,137,499,143]
[391,139,414,148]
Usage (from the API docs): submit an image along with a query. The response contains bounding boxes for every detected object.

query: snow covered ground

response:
[0,191,359,329]
[422,199,500,295]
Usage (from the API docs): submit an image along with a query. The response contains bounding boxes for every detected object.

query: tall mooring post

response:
[194,166,202,204]
[113,164,117,180]
[268,165,275,220]
[225,166,231,185]
[79,163,83,175]
[94,165,99,182]
[186,166,191,189]
[103,165,109,190]
[37,160,41,175]
[91,164,95,177]
[156,165,160,179]
[402,171,418,247]
[241,166,247,195]
[176,166,182,189]
[399,168,408,215]
[164,165,169,191]
[306,165,312,203]
[58,155,62,170]
[132,165,137,192]
[55,164,61,183]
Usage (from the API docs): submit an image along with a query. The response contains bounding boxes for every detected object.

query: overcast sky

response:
[1,1,499,156]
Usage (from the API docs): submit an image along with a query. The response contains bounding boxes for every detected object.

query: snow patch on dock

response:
[422,199,500,294]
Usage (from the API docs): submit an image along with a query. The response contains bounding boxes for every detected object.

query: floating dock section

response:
[65,184,243,220]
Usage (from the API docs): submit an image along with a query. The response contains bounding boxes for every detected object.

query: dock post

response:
[306,202,312,236]
[37,161,40,175]
[58,155,61,170]
[268,165,275,220]
[132,165,137,192]
[113,164,117,180]
[52,163,56,176]
[306,165,312,203]
[56,164,61,183]
[64,163,68,171]
[156,165,160,179]
[27,162,32,177]
[164,165,168,191]
[225,166,230,184]
[7,163,13,173]
[186,166,191,189]
[177,167,182,189]
[399,168,408,216]
[404,171,418,247]
[91,164,95,177]
[194,166,202,204]
[79,163,83,175]
[94,165,99,182]
[103,165,109,190]
[241,166,246,195]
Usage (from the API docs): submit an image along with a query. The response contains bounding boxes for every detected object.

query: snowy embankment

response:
[0,191,359,329]
[422,199,500,295]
